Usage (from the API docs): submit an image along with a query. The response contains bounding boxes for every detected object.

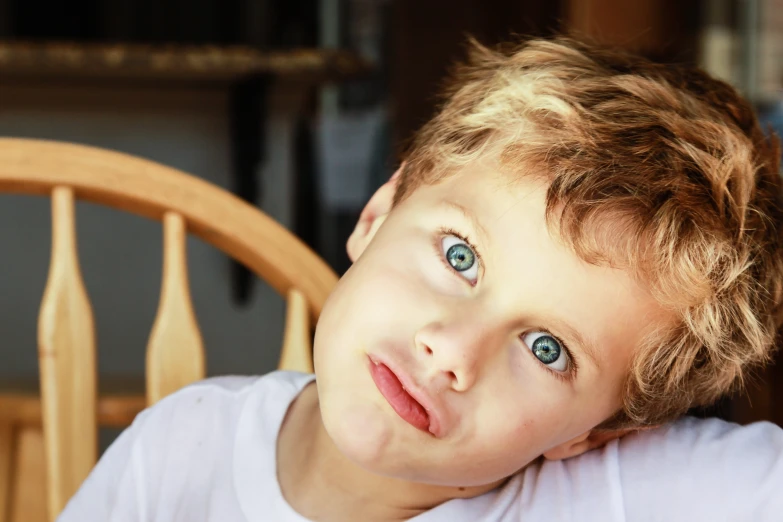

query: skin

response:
[277,160,669,521]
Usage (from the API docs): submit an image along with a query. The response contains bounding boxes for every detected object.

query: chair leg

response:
[10,426,47,522]
[0,423,14,522]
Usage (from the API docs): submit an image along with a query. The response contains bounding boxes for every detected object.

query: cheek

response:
[313,261,423,390]
[329,255,430,331]
[467,362,581,462]
[439,411,543,485]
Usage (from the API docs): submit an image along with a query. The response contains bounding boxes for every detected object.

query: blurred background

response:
[0,0,780,426]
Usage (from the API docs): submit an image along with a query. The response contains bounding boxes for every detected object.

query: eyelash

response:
[433,226,579,382]
[524,330,580,382]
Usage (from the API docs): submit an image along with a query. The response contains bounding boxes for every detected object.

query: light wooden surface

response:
[37,187,99,519]
[0,41,371,83]
[9,428,46,522]
[0,393,144,429]
[0,138,337,322]
[0,425,12,522]
[146,212,206,405]
[0,138,338,522]
[279,288,314,373]
[0,376,157,429]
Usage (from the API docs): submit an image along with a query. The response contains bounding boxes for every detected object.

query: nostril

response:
[424,345,433,355]
[447,371,457,381]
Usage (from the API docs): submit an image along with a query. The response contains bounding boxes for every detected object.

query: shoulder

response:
[615,416,783,482]
[513,418,783,520]
[613,417,783,518]
[152,371,313,405]
[140,371,314,416]
[617,416,783,466]
[59,372,315,521]
[119,371,314,489]
[124,370,315,453]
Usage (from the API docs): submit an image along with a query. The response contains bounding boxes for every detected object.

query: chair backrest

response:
[0,138,338,519]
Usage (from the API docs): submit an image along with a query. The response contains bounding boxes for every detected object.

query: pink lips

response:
[368,357,439,436]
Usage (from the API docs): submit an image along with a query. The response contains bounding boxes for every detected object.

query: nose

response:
[414,318,497,392]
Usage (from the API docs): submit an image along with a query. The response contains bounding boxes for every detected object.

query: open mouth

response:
[368,357,432,434]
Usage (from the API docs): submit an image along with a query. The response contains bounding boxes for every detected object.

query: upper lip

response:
[369,354,445,437]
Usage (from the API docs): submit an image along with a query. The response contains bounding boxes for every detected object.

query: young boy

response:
[59,37,783,521]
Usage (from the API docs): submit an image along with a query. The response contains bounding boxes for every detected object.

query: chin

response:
[322,403,517,488]
[320,393,396,462]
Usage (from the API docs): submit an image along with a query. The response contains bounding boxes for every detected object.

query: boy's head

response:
[312,37,783,487]
[394,36,783,429]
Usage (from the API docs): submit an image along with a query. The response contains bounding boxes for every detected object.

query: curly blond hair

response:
[394,37,783,428]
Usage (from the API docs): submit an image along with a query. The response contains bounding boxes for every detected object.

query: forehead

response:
[400,162,669,374]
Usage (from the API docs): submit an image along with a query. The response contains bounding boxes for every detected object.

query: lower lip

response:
[369,359,431,433]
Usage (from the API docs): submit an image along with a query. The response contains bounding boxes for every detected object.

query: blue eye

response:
[447,244,475,271]
[522,332,569,372]
[441,235,479,282]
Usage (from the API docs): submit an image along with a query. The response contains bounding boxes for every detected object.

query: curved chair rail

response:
[0,137,338,320]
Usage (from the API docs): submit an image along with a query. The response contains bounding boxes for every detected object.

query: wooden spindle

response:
[146,212,205,405]
[37,187,97,521]
[279,288,313,373]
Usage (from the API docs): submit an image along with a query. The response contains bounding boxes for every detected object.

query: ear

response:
[346,166,403,262]
[542,428,641,461]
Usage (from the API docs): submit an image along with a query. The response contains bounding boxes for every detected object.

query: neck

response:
[277,382,501,522]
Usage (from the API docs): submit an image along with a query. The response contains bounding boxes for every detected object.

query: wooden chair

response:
[0,138,338,522]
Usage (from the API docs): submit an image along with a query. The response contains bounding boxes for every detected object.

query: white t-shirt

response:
[58,371,783,521]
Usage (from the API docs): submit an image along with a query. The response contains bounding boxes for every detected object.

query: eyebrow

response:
[545,316,601,370]
[441,200,492,248]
